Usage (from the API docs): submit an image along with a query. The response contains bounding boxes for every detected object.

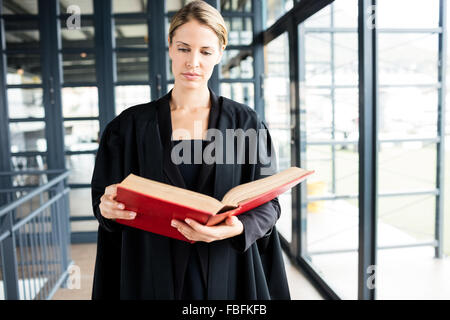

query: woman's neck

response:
[170,85,210,111]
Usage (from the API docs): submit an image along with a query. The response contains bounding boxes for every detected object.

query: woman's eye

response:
[177,48,211,56]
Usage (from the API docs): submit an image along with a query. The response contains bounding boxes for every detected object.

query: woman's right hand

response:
[99,184,137,220]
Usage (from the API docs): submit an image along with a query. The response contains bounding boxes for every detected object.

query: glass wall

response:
[2,1,47,177]
[446,0,450,276]
[59,0,99,236]
[264,32,292,241]
[265,0,294,28]
[293,0,449,299]
[300,1,359,299]
[219,0,255,107]
[375,0,446,300]
[113,1,151,113]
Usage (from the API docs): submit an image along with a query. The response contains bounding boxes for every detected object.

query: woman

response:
[91,0,290,300]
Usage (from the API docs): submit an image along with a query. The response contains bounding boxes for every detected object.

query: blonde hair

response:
[168,0,228,50]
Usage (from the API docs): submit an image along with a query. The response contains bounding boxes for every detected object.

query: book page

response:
[120,174,225,214]
[221,167,312,206]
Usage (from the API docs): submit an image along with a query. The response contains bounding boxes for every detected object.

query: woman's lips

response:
[182,73,200,80]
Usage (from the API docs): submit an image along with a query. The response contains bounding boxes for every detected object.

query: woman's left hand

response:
[171,216,244,243]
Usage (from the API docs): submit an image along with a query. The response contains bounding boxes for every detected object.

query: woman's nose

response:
[186,51,200,68]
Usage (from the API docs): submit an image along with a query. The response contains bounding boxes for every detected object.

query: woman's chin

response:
[178,79,204,89]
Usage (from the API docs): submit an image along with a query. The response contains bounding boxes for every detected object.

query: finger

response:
[184,218,209,233]
[184,219,218,242]
[105,195,125,210]
[179,226,210,243]
[225,216,236,225]
[172,220,192,237]
[173,220,207,241]
[179,228,193,241]
[171,219,190,232]
[105,184,118,196]
[110,209,136,220]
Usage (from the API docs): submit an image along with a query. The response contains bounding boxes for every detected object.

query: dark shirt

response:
[172,139,209,299]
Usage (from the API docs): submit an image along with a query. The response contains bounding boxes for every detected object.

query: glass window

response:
[71,220,99,233]
[220,49,253,79]
[379,87,438,139]
[114,18,148,49]
[378,33,438,85]
[220,82,254,109]
[379,142,436,193]
[376,1,445,300]
[62,87,98,118]
[59,0,93,15]
[304,32,331,86]
[166,0,196,13]
[116,51,149,82]
[264,32,291,241]
[64,120,99,152]
[113,0,147,14]
[221,0,251,12]
[62,52,96,83]
[304,5,330,28]
[301,3,359,299]
[305,88,333,140]
[7,54,42,85]
[225,17,253,46]
[69,188,99,233]
[265,0,293,28]
[115,85,151,116]
[4,19,39,50]
[306,197,358,298]
[332,0,357,28]
[334,88,358,141]
[333,34,358,85]
[60,18,95,48]
[11,155,47,172]
[377,0,439,29]
[65,154,96,184]
[376,193,438,299]
[306,143,359,197]
[7,88,44,119]
[10,121,46,153]
[2,0,38,15]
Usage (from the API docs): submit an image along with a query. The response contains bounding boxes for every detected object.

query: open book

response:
[115,166,314,242]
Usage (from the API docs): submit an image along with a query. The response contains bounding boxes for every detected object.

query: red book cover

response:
[115,167,314,242]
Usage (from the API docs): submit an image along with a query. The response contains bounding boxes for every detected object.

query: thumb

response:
[226,216,237,225]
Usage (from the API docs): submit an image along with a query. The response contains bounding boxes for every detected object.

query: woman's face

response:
[168,19,224,90]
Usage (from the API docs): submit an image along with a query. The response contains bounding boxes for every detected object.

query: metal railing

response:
[0,170,71,300]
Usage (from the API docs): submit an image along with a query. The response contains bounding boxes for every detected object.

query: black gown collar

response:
[157,87,220,196]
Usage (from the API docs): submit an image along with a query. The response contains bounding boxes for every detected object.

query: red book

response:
[115,166,314,242]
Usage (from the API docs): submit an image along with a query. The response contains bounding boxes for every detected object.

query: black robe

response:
[91,87,291,300]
